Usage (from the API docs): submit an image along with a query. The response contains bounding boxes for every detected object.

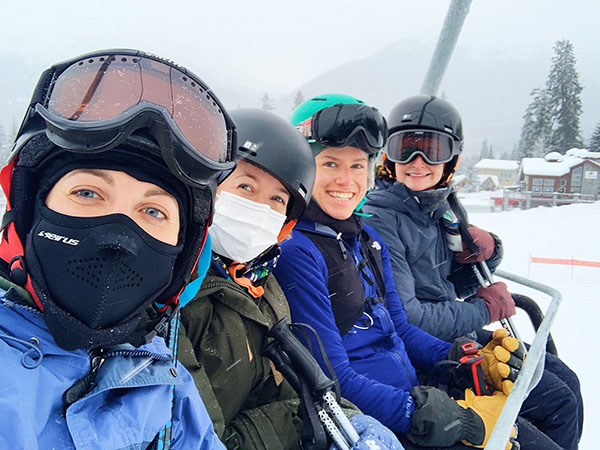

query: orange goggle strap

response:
[0,159,44,310]
[228,263,264,299]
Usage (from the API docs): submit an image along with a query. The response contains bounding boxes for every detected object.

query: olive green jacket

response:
[178,272,303,450]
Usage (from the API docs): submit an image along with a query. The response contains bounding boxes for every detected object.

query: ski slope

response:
[461,194,599,449]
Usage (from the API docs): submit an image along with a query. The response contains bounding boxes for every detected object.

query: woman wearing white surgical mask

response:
[177,109,403,450]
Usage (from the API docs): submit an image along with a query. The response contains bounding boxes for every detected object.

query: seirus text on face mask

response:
[210,191,287,263]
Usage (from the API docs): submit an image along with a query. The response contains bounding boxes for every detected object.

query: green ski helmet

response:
[291,93,388,156]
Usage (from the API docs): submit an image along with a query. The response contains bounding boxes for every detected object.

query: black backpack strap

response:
[300,227,365,336]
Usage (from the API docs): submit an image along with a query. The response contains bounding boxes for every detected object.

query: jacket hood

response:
[366,183,420,216]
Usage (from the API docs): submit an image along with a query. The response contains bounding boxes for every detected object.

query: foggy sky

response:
[2,0,597,94]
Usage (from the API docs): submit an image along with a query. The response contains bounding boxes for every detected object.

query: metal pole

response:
[486,269,562,450]
[420,0,473,96]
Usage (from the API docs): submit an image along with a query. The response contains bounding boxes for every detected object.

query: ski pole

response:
[473,261,521,341]
[266,318,360,447]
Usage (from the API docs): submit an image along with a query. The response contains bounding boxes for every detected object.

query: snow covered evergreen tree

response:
[0,121,10,165]
[589,121,600,152]
[479,139,491,160]
[292,90,305,110]
[260,93,275,111]
[517,88,552,158]
[546,40,583,152]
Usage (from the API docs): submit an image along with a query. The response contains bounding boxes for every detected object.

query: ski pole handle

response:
[268,317,335,394]
[263,341,302,393]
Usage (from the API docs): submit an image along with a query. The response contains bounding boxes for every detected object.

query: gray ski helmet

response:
[387,94,463,142]
[230,108,316,220]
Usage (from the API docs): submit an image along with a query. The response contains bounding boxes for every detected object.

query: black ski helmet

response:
[385,95,463,187]
[229,108,316,221]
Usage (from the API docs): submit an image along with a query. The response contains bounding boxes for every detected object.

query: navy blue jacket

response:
[364,183,501,342]
[274,219,451,433]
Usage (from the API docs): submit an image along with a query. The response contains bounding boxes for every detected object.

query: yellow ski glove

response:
[481,328,526,395]
[457,388,518,450]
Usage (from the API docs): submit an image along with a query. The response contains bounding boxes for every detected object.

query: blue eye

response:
[144,207,166,219]
[74,189,99,199]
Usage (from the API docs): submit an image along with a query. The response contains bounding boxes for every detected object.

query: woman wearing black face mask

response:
[177,108,403,450]
[0,49,235,449]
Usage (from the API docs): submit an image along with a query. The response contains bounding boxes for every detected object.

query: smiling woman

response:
[273,93,527,449]
[312,147,368,220]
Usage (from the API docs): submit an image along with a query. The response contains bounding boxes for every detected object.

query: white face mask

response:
[210,191,287,263]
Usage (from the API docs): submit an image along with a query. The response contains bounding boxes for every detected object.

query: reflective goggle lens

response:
[386,130,456,164]
[312,104,387,151]
[47,54,229,163]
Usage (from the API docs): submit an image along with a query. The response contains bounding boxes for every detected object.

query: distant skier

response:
[364,94,583,449]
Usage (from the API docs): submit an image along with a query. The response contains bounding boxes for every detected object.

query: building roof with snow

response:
[474,159,520,170]
[477,174,500,187]
[521,148,600,176]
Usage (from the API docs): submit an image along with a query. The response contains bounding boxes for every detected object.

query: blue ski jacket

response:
[363,183,503,342]
[0,287,225,450]
[274,219,451,433]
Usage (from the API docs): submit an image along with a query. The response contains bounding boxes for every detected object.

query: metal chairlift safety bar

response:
[485,269,562,450]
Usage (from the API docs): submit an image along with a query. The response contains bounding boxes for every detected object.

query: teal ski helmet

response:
[291,93,387,156]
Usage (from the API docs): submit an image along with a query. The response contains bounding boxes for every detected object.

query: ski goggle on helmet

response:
[385,129,461,165]
[293,95,388,155]
[15,49,237,186]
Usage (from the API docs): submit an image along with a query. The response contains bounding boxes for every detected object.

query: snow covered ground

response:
[461,193,599,449]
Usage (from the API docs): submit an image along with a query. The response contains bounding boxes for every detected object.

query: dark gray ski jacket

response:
[363,183,501,342]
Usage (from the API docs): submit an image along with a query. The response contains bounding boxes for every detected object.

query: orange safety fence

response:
[530,256,600,268]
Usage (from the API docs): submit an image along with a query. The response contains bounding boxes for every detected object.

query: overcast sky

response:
[2,0,598,96]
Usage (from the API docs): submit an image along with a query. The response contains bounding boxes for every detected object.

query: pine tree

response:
[588,121,600,152]
[500,150,511,160]
[479,139,490,160]
[510,144,520,160]
[261,93,275,112]
[292,90,305,110]
[517,88,552,158]
[488,144,495,159]
[546,40,583,153]
[0,121,9,165]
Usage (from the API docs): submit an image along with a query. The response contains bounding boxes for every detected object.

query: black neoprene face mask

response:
[25,203,182,349]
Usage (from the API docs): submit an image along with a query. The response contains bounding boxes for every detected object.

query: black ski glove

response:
[407,386,485,447]
[407,386,518,449]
